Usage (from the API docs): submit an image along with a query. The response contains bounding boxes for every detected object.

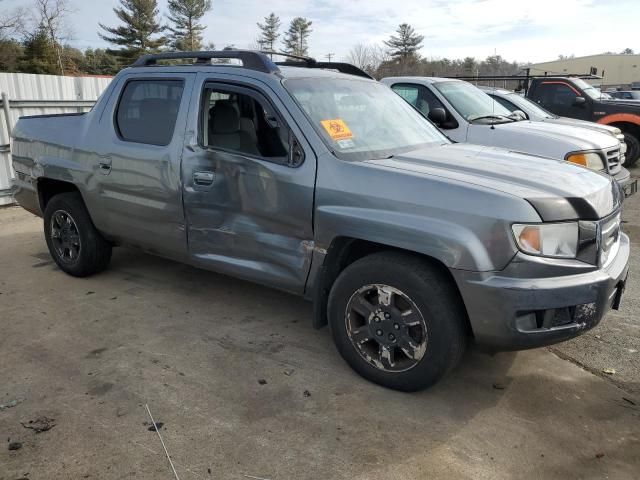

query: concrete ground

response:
[1,179,640,479]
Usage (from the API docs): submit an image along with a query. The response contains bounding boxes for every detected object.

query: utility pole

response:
[326,53,334,62]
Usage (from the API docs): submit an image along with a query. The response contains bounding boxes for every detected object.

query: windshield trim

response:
[282,77,449,161]
[506,92,557,119]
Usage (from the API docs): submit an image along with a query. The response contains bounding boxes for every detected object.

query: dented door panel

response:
[181,74,317,294]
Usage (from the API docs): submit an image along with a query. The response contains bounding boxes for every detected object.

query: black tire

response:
[43,192,112,277]
[328,252,468,392]
[623,132,640,168]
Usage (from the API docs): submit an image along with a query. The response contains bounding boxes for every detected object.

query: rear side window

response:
[115,80,184,146]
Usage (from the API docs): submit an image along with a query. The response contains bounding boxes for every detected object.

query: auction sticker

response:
[320,119,353,141]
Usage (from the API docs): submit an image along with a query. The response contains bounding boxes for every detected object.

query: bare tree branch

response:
[0,0,26,37]
[31,0,75,75]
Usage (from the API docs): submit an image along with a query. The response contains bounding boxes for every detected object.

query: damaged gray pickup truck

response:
[11,51,630,391]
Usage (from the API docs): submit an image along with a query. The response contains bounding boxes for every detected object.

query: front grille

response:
[600,212,621,267]
[605,147,622,174]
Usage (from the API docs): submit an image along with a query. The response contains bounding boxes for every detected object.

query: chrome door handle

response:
[193,171,214,186]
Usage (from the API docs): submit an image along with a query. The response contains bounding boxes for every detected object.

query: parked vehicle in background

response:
[479,86,627,150]
[381,77,636,196]
[11,51,630,392]
[525,76,640,166]
[609,90,640,101]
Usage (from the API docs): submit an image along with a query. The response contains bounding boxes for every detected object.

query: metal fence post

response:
[1,92,11,138]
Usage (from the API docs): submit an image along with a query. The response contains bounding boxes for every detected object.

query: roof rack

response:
[130,50,373,79]
[130,50,279,73]
[267,51,373,79]
[444,69,602,94]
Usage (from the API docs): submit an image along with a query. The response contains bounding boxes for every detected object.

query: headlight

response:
[512,222,579,258]
[565,152,604,171]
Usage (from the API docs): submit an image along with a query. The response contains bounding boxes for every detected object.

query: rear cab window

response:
[115,79,185,146]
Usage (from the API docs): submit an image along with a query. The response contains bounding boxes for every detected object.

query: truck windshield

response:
[434,81,514,123]
[572,79,613,100]
[284,77,448,160]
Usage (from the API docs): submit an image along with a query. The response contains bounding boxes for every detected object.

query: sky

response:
[4,0,640,64]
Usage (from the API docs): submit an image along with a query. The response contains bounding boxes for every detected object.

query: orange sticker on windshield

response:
[320,119,353,141]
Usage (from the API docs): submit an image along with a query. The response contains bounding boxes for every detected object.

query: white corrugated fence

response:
[0,72,113,205]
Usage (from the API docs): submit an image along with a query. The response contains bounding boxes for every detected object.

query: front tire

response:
[328,252,468,392]
[44,192,112,277]
[623,132,640,167]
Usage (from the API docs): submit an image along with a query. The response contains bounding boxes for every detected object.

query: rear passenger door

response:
[90,73,196,260]
[181,77,316,294]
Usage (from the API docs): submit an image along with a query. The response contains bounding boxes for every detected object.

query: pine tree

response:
[257,13,281,53]
[384,23,424,60]
[20,23,59,74]
[283,17,312,57]
[98,0,167,62]
[167,0,212,51]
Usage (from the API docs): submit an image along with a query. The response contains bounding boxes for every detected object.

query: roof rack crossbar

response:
[131,50,280,74]
[265,51,373,79]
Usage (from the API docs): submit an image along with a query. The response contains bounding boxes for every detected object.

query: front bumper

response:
[613,167,637,197]
[452,233,630,351]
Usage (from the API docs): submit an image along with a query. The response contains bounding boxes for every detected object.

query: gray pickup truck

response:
[11,51,630,391]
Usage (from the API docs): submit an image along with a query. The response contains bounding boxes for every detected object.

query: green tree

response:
[621,48,635,54]
[167,0,212,51]
[283,17,312,57]
[20,23,59,74]
[257,13,281,53]
[83,48,121,75]
[0,39,24,72]
[99,0,167,62]
[384,23,424,60]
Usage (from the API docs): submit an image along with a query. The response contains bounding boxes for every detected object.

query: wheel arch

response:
[310,236,473,337]
[37,178,82,214]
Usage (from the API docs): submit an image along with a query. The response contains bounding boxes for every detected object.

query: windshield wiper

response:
[468,114,513,122]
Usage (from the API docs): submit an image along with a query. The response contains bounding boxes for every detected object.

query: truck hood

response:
[368,143,622,221]
[489,120,620,151]
[544,117,620,136]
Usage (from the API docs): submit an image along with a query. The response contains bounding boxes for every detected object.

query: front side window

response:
[116,79,184,145]
[284,78,447,161]
[201,87,288,160]
[539,83,580,107]
[433,81,512,123]
[391,83,446,118]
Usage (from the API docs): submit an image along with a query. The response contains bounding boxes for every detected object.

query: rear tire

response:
[623,132,639,167]
[328,252,468,392]
[44,192,112,277]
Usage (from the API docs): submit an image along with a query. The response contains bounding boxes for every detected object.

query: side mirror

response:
[573,96,586,107]
[512,109,528,120]
[428,107,447,125]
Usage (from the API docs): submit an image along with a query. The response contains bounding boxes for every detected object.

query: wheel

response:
[43,192,112,277]
[328,252,468,392]
[623,132,640,168]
